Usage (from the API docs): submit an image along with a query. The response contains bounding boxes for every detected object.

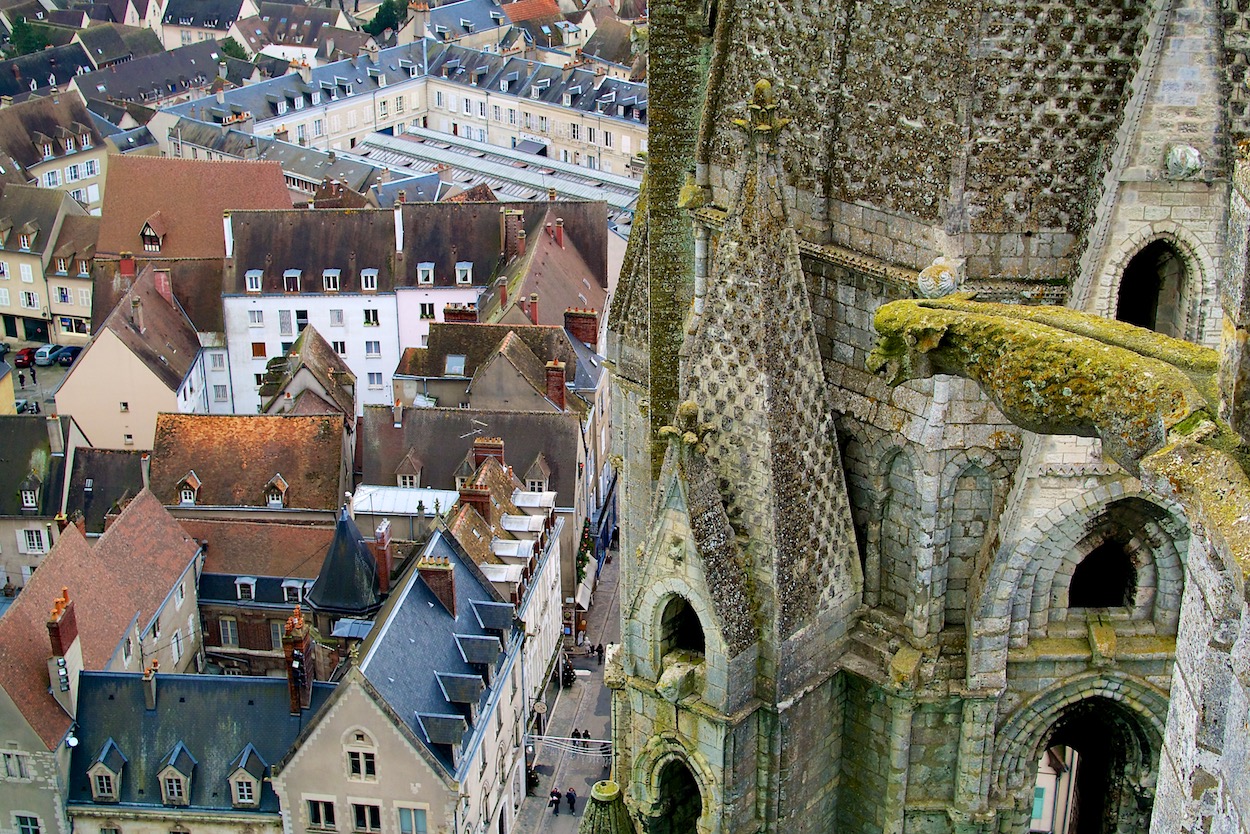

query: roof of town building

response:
[0,490,201,749]
[0,44,96,100]
[162,0,252,30]
[73,22,164,68]
[71,40,252,106]
[92,265,203,392]
[150,413,345,509]
[260,325,357,418]
[180,516,335,579]
[0,414,71,516]
[0,95,104,171]
[96,155,291,258]
[63,446,146,534]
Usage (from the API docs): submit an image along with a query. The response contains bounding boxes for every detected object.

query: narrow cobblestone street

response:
[514,550,620,834]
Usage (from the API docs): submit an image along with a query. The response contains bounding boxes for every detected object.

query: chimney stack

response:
[46,414,63,454]
[516,228,526,259]
[119,252,135,278]
[547,187,556,201]
[545,360,566,410]
[392,400,403,427]
[130,295,144,333]
[47,587,78,657]
[417,555,456,616]
[372,520,392,595]
[459,485,491,522]
[497,277,508,309]
[141,453,151,490]
[529,293,539,325]
[564,307,599,347]
[472,436,505,467]
[555,217,564,248]
[143,660,159,710]
[154,270,173,305]
[282,606,314,714]
[71,510,86,537]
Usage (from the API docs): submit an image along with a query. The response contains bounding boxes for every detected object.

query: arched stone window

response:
[653,759,703,834]
[658,596,704,657]
[1069,540,1137,609]
[1115,239,1188,338]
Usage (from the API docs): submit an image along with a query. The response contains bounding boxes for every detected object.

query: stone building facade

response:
[608,1,1250,832]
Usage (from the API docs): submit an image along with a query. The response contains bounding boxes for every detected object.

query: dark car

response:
[0,342,9,360]
[54,345,82,365]
[56,345,83,366]
[12,347,37,368]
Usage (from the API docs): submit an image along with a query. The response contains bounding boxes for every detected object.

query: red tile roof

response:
[501,0,561,22]
[150,414,346,509]
[96,156,292,259]
[179,517,335,579]
[0,491,200,749]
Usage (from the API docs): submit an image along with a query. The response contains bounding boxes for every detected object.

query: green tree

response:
[363,0,404,36]
[217,37,248,62]
[9,18,49,57]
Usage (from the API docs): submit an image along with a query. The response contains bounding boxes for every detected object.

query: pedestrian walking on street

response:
[566,787,577,813]
[29,367,36,384]
[17,371,24,389]
[549,788,562,815]
[596,643,604,665]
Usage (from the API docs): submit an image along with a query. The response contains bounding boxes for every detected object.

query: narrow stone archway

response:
[650,759,704,834]
[1115,239,1188,338]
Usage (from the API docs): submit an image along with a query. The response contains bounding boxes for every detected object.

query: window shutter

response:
[15,530,28,554]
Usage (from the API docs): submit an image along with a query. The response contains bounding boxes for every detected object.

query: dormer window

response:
[312,91,321,105]
[265,473,288,508]
[65,137,75,152]
[19,234,30,250]
[236,577,256,600]
[526,479,547,492]
[180,486,196,504]
[78,259,89,276]
[455,262,472,284]
[88,739,126,803]
[158,742,195,807]
[361,268,378,291]
[93,772,115,799]
[294,96,305,110]
[277,100,288,115]
[234,776,256,805]
[141,223,161,252]
[163,774,186,804]
[283,269,301,292]
[417,262,434,284]
[55,257,67,273]
[267,489,284,508]
[20,489,37,509]
[246,269,263,292]
[178,471,201,505]
[323,269,341,292]
[282,579,304,603]
[42,143,53,158]
[81,133,91,148]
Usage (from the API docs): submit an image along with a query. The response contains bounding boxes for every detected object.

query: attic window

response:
[20,489,37,509]
[236,577,256,600]
[455,262,472,284]
[92,771,115,800]
[267,489,285,508]
[416,263,434,285]
[283,269,301,292]
[81,133,91,149]
[361,269,379,292]
[42,143,53,159]
[179,486,196,505]
[141,224,161,252]
[65,137,75,152]
[323,269,341,292]
[246,270,263,292]
[55,257,67,273]
[78,259,90,276]
[162,774,187,805]
[526,479,546,492]
[444,354,466,376]
[282,579,304,602]
[19,234,30,250]
[233,776,257,806]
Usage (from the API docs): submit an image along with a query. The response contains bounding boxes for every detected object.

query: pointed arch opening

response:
[1115,239,1187,338]
[1068,541,1136,609]
[651,759,704,834]
[1026,696,1155,834]
[659,596,705,656]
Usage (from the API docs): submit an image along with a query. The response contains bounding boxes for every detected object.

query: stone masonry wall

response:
[836,675,892,833]
[776,676,845,833]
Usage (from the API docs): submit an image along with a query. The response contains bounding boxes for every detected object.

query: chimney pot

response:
[555,217,564,248]
[417,555,457,616]
[564,307,599,347]
[529,293,539,325]
[47,587,78,656]
[545,360,566,410]
[143,661,159,709]
[372,520,392,595]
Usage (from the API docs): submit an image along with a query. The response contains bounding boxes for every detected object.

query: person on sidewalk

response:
[17,371,24,389]
[550,788,562,815]
[29,367,35,385]
[596,643,604,665]
[566,787,578,814]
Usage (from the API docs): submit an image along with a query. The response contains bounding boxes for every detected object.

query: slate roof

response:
[315,27,372,62]
[52,213,98,263]
[90,258,226,334]
[73,23,164,68]
[0,414,70,515]
[427,0,508,40]
[63,447,145,534]
[0,182,81,257]
[0,490,201,749]
[260,325,356,417]
[0,44,95,100]
[361,406,580,505]
[163,0,251,30]
[581,15,632,67]
[305,507,382,616]
[68,672,334,812]
[92,265,203,392]
[396,321,581,383]
[370,172,444,206]
[360,529,513,773]
[235,2,346,50]
[150,413,345,509]
[179,517,335,580]
[96,155,291,258]
[0,95,104,170]
[84,96,157,128]
[72,40,251,106]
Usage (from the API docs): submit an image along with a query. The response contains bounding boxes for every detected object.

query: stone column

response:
[881,692,916,834]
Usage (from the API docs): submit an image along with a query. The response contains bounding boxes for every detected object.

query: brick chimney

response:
[282,606,314,714]
[472,436,505,467]
[47,587,78,656]
[417,555,456,616]
[130,295,143,333]
[555,217,564,248]
[119,251,135,278]
[545,360,566,410]
[154,269,173,305]
[444,303,478,323]
[372,520,392,595]
[459,485,491,522]
[497,277,509,309]
[143,660,159,710]
[529,293,539,324]
[564,308,598,347]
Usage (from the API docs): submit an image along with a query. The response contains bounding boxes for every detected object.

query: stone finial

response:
[577,780,634,834]
[731,79,790,147]
[1164,144,1202,180]
[658,400,717,453]
[916,257,961,299]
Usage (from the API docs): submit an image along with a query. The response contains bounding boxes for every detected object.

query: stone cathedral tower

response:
[607,1,1250,833]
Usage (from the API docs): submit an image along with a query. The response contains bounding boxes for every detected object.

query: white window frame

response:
[361,268,378,291]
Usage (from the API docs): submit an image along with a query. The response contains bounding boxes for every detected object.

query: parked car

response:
[56,345,83,366]
[12,347,37,368]
[34,344,64,365]
[0,342,9,360]
[13,399,28,413]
